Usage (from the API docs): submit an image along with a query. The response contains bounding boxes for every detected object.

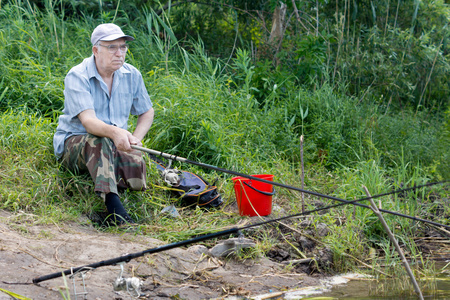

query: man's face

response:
[93,38,127,74]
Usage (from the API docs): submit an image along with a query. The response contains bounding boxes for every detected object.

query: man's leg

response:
[114,147,147,192]
[61,134,146,224]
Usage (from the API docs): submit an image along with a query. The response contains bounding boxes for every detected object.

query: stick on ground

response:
[363,185,424,300]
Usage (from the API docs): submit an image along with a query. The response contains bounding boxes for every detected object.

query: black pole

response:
[31,146,448,284]
[32,175,448,284]
[33,227,240,284]
[33,201,340,284]
[132,145,449,229]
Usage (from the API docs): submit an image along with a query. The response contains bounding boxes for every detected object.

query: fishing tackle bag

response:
[147,154,223,208]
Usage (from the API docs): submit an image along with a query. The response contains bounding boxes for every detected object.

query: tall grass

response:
[0,111,58,212]
[0,0,448,284]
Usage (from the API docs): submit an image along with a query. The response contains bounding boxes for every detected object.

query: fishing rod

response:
[31,147,448,284]
[132,145,449,229]
[30,204,332,284]
[32,227,239,284]
[32,179,448,284]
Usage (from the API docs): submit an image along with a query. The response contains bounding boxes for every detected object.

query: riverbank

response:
[0,210,327,299]
[1,206,449,300]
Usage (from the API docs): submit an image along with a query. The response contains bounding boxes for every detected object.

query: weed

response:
[0,1,447,283]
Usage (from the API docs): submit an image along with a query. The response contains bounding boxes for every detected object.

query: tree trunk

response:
[268,2,287,67]
[269,2,287,43]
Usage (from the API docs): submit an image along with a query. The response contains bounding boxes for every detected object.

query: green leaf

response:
[0,288,31,300]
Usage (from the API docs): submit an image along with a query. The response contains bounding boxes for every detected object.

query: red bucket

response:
[232,174,275,217]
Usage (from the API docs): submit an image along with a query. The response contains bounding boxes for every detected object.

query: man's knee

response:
[86,135,113,152]
[117,157,147,191]
[126,178,147,191]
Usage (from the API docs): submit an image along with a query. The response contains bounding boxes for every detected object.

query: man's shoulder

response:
[67,56,94,77]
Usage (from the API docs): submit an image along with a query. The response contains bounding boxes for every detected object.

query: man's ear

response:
[92,45,99,56]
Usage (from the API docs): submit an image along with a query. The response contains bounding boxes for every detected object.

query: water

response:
[306,263,450,300]
[316,274,450,299]
[226,264,450,300]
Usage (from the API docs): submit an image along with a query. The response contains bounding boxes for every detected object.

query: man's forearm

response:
[79,110,116,138]
[78,109,137,151]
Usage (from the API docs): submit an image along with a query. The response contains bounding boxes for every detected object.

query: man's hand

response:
[78,109,141,152]
[129,134,142,146]
[111,127,141,152]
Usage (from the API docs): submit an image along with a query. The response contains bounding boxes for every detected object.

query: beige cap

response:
[91,23,134,45]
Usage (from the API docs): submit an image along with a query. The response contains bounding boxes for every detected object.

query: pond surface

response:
[306,263,450,300]
[232,263,450,300]
[315,274,450,299]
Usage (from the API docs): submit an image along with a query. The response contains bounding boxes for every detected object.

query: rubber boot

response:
[104,193,135,226]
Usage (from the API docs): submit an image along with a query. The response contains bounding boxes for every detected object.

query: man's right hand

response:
[111,127,139,152]
[78,109,136,152]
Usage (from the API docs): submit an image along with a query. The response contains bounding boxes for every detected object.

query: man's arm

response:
[78,109,139,152]
[133,107,154,141]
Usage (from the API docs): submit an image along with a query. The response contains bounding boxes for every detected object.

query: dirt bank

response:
[0,210,325,300]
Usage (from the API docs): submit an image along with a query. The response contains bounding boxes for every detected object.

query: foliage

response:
[0,110,61,213]
[0,0,446,176]
[0,0,448,282]
[15,0,450,112]
[0,1,67,115]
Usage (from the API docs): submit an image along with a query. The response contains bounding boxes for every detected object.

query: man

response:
[53,23,154,225]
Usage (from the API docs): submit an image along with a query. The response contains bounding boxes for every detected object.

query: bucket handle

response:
[243,181,276,196]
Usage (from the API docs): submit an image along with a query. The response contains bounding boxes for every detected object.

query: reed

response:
[0,1,447,281]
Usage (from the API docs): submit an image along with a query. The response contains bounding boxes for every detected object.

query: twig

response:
[54,238,71,264]
[282,258,313,265]
[342,252,391,277]
[258,291,284,299]
[414,238,450,244]
[363,186,424,300]
[429,224,450,237]
[276,221,324,246]
[18,248,67,269]
[279,228,307,259]
[300,135,305,213]
[291,0,309,32]
[240,273,304,279]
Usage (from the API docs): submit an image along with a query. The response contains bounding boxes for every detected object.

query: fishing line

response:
[239,182,450,230]
[32,178,447,284]
[133,145,449,228]
[31,146,448,284]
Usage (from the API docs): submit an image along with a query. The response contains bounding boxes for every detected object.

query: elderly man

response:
[53,23,154,225]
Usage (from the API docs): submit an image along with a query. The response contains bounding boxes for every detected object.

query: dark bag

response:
[148,154,223,208]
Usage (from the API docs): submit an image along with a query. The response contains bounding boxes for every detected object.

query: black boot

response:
[104,193,135,226]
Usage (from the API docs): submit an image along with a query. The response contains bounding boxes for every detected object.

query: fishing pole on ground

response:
[32,178,448,285]
[32,227,239,284]
[132,145,449,229]
[31,146,448,284]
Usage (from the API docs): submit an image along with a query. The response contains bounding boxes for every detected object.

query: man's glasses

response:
[97,43,129,54]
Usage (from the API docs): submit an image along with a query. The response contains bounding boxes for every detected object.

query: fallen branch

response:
[282,258,313,265]
[429,225,450,237]
[363,186,424,300]
[342,252,391,278]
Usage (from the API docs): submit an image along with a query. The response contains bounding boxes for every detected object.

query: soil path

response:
[0,211,323,300]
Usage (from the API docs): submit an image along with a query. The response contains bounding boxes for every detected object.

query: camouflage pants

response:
[61,134,147,196]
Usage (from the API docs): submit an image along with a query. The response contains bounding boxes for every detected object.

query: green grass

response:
[0,1,448,287]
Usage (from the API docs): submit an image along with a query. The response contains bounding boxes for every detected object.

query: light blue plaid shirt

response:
[53,55,152,158]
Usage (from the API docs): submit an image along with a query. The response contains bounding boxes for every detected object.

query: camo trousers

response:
[61,134,147,196]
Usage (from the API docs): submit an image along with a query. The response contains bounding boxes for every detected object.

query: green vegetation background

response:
[0,0,448,280]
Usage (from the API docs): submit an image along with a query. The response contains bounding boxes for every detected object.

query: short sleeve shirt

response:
[53,55,152,158]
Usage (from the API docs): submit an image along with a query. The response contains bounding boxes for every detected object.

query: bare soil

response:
[0,210,325,300]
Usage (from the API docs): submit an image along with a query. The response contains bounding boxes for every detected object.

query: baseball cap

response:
[91,23,134,45]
